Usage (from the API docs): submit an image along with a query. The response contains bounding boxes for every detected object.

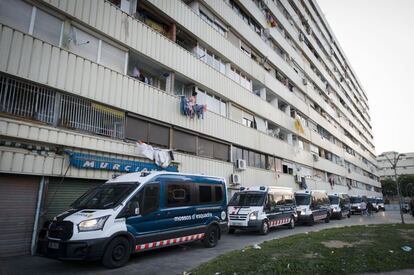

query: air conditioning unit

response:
[237,159,247,170]
[231,174,241,185]
[299,33,304,42]
[302,78,308,86]
[312,154,319,161]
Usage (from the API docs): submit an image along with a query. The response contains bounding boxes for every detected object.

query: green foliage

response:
[191,224,414,275]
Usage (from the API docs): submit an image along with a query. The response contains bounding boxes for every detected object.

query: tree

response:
[381,178,397,197]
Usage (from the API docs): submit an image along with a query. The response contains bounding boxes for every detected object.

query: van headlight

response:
[248,211,258,221]
[78,216,109,232]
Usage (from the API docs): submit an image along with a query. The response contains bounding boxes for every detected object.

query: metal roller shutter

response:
[0,174,39,257]
[46,178,104,219]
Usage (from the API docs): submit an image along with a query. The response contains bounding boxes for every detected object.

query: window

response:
[0,0,32,33]
[198,138,214,158]
[214,186,223,202]
[199,185,212,203]
[0,0,63,46]
[148,123,169,147]
[125,115,169,147]
[100,41,126,73]
[33,8,62,46]
[140,184,160,215]
[173,130,196,154]
[125,116,148,141]
[68,26,126,73]
[196,89,226,116]
[68,27,99,61]
[166,182,192,207]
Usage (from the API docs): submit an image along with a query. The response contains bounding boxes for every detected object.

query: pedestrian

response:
[367,201,373,216]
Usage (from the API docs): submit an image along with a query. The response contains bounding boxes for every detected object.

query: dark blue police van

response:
[41,172,228,268]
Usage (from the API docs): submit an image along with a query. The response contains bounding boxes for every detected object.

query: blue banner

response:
[66,151,178,173]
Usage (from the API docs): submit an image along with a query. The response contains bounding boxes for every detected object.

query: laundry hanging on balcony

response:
[135,141,174,168]
[294,118,304,134]
[180,95,207,119]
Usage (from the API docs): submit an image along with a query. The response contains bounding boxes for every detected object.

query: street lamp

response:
[379,152,406,224]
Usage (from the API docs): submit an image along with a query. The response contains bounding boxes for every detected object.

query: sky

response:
[317,0,414,154]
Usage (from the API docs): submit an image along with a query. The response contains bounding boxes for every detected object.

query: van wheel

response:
[288,216,295,229]
[228,228,236,234]
[347,213,351,218]
[259,221,269,235]
[203,225,219,248]
[102,237,131,269]
[325,213,330,223]
[338,213,343,220]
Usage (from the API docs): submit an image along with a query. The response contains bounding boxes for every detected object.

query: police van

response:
[350,195,367,214]
[376,197,385,211]
[227,186,297,235]
[41,171,228,268]
[328,193,351,219]
[367,196,379,212]
[295,190,331,225]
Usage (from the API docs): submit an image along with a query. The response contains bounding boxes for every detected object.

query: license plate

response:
[231,221,243,226]
[48,242,59,249]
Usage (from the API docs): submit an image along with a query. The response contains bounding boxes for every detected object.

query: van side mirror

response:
[125,201,140,217]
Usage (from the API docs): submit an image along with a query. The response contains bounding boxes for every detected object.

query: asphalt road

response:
[1,211,413,275]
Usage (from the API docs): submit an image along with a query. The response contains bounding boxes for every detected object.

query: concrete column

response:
[259,87,266,101]
[165,72,175,94]
[169,23,176,42]
[285,104,291,116]
[287,133,293,145]
[270,97,278,108]
[225,63,232,78]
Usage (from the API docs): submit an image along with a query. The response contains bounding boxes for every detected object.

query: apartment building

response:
[0,0,381,256]
[377,152,414,180]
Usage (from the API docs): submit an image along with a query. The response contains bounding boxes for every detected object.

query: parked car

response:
[328,193,351,219]
[367,197,379,212]
[295,190,331,225]
[228,186,297,235]
[40,171,228,268]
[350,196,367,215]
[376,197,385,211]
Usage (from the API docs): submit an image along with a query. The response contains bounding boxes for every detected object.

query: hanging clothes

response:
[135,141,174,168]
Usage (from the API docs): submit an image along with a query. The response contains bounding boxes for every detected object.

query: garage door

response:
[0,174,39,257]
[46,178,104,219]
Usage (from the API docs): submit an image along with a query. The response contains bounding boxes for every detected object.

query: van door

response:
[158,179,200,234]
[125,183,166,237]
[194,181,225,228]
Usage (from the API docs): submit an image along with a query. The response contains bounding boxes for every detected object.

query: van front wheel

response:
[259,221,269,235]
[203,225,219,248]
[102,237,131,269]
[288,216,295,229]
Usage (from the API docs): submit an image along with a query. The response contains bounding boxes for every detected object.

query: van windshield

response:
[367,198,376,203]
[328,196,339,205]
[71,183,138,209]
[376,198,383,203]
[350,197,362,203]
[228,192,265,206]
[295,194,310,206]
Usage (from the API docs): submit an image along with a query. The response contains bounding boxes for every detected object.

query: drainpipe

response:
[31,176,46,255]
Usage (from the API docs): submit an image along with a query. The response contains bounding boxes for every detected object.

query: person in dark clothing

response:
[367,201,374,216]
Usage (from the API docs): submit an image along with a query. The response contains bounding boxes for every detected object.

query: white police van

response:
[227,186,297,235]
[376,197,385,211]
[295,190,331,225]
[41,171,228,268]
[328,193,351,219]
[350,195,367,214]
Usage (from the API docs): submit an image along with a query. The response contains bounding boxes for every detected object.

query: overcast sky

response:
[317,0,414,155]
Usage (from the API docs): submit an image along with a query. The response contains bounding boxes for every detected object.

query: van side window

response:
[214,185,223,202]
[141,184,159,215]
[274,195,284,205]
[199,185,212,203]
[285,194,294,205]
[166,182,192,207]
